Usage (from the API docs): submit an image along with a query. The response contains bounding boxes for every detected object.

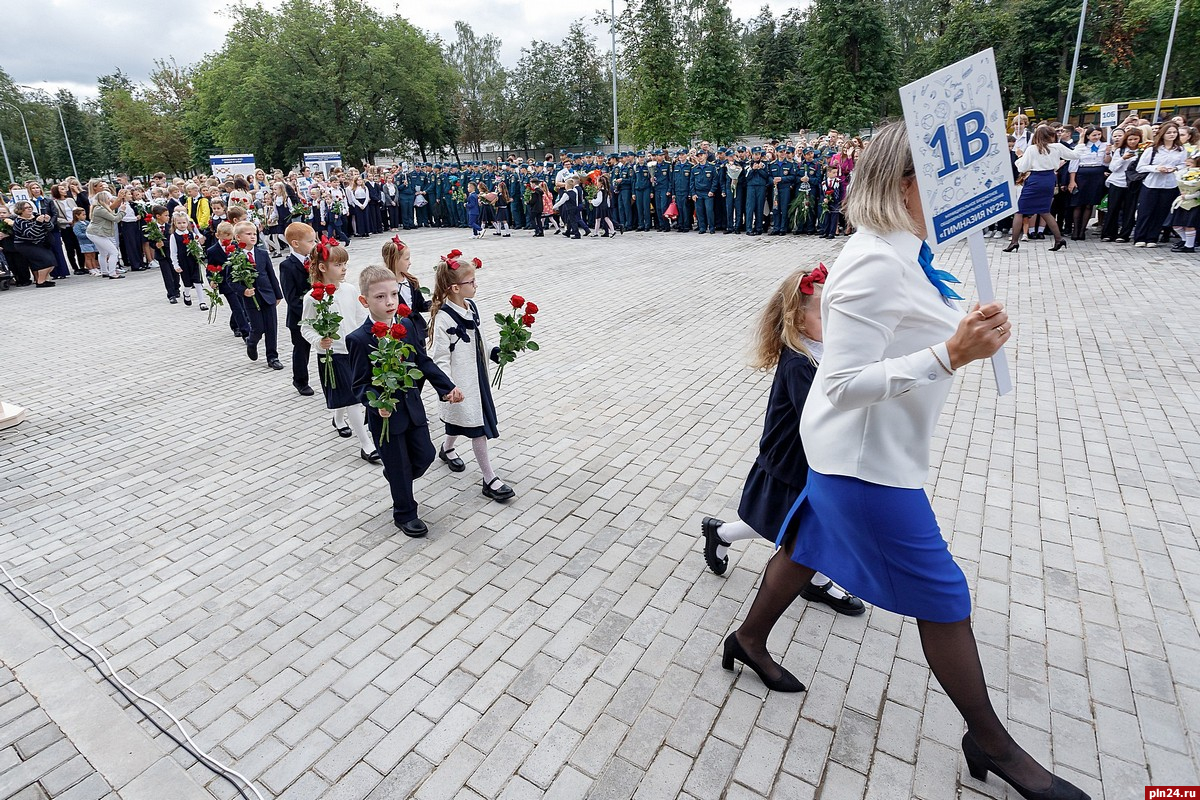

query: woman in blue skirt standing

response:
[1003,124,1078,253]
[725,122,1089,800]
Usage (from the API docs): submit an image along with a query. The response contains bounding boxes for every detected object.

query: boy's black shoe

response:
[169,297,178,304]
[398,518,428,537]
[482,478,515,502]
[246,342,259,361]
[439,446,465,472]
[295,383,315,396]
[268,358,284,370]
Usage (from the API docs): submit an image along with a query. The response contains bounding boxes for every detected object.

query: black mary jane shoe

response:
[482,477,515,502]
[800,580,866,616]
[183,295,192,306]
[701,517,728,576]
[721,632,806,692]
[360,449,382,464]
[962,734,1090,799]
[332,419,353,437]
[439,446,466,472]
[397,518,428,538]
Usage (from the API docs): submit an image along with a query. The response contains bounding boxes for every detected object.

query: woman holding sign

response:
[1003,125,1078,253]
[726,122,1089,800]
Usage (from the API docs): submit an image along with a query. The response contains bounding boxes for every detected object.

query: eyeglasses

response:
[457,280,476,287]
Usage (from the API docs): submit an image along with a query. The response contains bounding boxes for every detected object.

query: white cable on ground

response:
[0,562,267,800]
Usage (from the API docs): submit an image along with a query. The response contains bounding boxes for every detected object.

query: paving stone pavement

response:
[1,227,1198,800]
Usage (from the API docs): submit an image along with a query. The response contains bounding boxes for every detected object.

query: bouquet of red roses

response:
[184,232,205,265]
[204,263,224,324]
[309,282,343,388]
[142,214,164,250]
[364,305,423,442]
[492,295,540,388]
[226,241,260,309]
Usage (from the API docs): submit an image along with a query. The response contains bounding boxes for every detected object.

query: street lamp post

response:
[0,129,13,186]
[0,101,40,181]
[610,0,619,154]
[19,87,78,178]
[1153,0,1183,123]
[1062,0,1087,125]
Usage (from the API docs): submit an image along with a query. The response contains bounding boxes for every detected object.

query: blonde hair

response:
[358,265,396,297]
[381,238,419,291]
[233,220,257,236]
[427,255,476,343]
[215,221,234,240]
[751,267,822,370]
[842,121,918,237]
[170,211,191,227]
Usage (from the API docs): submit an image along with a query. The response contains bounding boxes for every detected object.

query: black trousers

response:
[245,300,279,360]
[1102,184,1140,240]
[1133,187,1179,243]
[367,413,435,524]
[60,226,82,271]
[157,256,180,298]
[118,221,144,268]
[223,290,251,337]
[289,324,311,387]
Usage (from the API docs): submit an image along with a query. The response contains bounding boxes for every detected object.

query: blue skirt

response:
[778,470,971,623]
[1017,170,1056,215]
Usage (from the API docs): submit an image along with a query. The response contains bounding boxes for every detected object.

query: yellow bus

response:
[1078,97,1200,125]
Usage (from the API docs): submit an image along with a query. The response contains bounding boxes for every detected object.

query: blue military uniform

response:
[671,151,693,232]
[690,156,718,234]
[745,148,771,235]
[632,153,652,232]
[770,147,797,235]
[651,151,673,232]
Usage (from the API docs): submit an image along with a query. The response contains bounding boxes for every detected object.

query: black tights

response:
[1008,212,1063,246]
[1072,206,1094,239]
[736,546,1054,791]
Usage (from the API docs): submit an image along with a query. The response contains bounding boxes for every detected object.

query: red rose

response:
[224,244,236,254]
[311,287,325,301]
[371,321,389,338]
[390,323,407,339]
[237,241,247,250]
[524,302,538,314]
[182,234,190,245]
[325,283,336,295]
[522,314,535,327]
[510,295,525,308]
[396,303,412,318]
[143,214,152,222]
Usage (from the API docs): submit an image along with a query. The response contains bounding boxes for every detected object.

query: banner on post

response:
[209,154,257,180]
[303,152,343,178]
[1100,104,1120,127]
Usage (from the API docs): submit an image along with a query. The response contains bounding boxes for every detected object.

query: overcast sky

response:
[7,0,799,99]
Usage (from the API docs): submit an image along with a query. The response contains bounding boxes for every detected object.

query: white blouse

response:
[801,228,964,489]
[1015,142,1079,173]
[1105,148,1140,187]
[1136,146,1188,190]
[1069,143,1110,170]
[299,280,366,355]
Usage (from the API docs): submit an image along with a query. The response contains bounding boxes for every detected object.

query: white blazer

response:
[801,227,964,489]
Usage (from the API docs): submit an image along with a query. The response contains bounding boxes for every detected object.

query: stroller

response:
[0,251,13,291]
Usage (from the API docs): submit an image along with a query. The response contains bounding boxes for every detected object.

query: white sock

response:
[332,408,346,428]
[714,519,757,560]
[443,435,458,455]
[472,437,497,483]
[811,571,851,598]
[1186,230,1197,248]
[344,405,374,453]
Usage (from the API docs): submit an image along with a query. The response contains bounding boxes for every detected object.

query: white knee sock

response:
[443,435,458,455]
[332,408,346,428]
[344,405,374,453]
[472,437,497,483]
[714,519,757,559]
[1186,230,1196,247]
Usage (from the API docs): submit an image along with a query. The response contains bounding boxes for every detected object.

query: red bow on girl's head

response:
[445,249,462,260]
[446,259,459,270]
[799,263,827,296]
[315,233,336,260]
[391,235,406,250]
[472,257,482,269]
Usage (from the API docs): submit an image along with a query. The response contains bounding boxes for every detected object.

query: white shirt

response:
[1014,142,1079,173]
[1105,148,1139,187]
[1068,143,1110,171]
[801,228,963,489]
[1136,146,1187,190]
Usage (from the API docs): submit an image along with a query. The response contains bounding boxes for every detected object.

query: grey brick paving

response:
[2,229,1199,798]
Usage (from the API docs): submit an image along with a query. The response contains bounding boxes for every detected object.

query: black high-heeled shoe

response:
[1050,239,1067,252]
[721,633,805,692]
[1002,243,1019,253]
[962,734,1090,799]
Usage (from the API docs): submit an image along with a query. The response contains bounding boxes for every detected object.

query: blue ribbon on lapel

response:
[918,241,963,301]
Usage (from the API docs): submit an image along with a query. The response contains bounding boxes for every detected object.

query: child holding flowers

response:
[300,238,375,461]
[347,265,462,537]
[168,211,208,311]
[224,220,283,368]
[428,252,515,502]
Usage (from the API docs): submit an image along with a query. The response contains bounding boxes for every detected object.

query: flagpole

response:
[1061,0,1087,125]
[1153,0,1182,123]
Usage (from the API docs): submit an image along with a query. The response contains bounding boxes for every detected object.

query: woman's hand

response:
[378,408,392,419]
[946,302,1011,369]
[319,337,333,350]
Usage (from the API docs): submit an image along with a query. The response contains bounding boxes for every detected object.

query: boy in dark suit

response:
[347,266,463,537]
[278,221,318,395]
[225,221,284,369]
[206,221,250,341]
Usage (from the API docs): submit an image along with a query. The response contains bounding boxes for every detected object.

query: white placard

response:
[1100,104,1119,128]
[8,188,30,203]
[209,154,257,180]
[900,50,1014,396]
[303,151,342,178]
[900,49,1016,248]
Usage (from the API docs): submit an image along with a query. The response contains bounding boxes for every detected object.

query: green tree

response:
[743,6,806,138]
[561,22,612,147]
[512,41,573,150]
[687,0,746,142]
[800,0,896,131]
[622,0,689,146]
[449,21,505,155]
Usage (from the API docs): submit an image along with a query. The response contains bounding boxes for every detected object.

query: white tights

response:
[443,435,497,482]
[333,406,375,454]
[716,518,844,596]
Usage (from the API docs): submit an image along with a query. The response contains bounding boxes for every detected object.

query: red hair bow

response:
[315,233,337,260]
[472,257,482,269]
[799,263,827,296]
[446,249,462,260]
[391,235,406,250]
